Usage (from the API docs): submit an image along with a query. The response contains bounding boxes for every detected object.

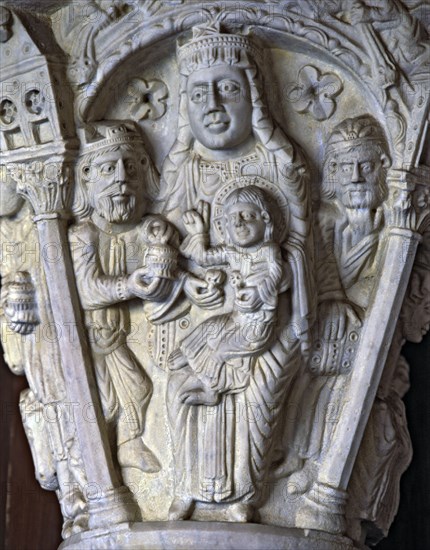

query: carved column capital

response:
[8,156,72,218]
[386,168,430,232]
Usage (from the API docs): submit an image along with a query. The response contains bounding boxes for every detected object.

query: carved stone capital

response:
[386,167,430,232]
[8,156,72,217]
[1,2,429,549]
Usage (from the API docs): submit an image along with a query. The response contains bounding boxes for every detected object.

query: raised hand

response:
[182,200,210,235]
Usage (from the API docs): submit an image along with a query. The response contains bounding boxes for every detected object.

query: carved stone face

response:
[331,144,386,209]
[225,202,268,247]
[84,147,144,223]
[186,65,253,151]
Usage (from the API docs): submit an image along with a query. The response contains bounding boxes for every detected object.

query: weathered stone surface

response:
[1,1,429,548]
[60,521,360,550]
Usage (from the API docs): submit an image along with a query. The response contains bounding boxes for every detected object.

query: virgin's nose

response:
[204,84,221,112]
[351,161,364,183]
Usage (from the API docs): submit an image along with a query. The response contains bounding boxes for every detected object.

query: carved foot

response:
[118,437,161,473]
[286,465,313,495]
[225,502,253,523]
[168,496,195,520]
[62,519,74,539]
[295,482,347,535]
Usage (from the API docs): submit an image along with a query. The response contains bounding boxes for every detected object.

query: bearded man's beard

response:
[339,174,387,210]
[342,189,378,209]
[95,195,137,223]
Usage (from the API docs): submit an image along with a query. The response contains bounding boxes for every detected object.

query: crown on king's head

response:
[78,121,144,154]
[177,21,261,75]
[326,115,389,154]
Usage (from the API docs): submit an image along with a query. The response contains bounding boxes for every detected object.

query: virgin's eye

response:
[218,80,240,95]
[241,212,256,221]
[191,87,207,103]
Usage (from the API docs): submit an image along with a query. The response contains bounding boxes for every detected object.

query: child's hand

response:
[235,286,263,311]
[182,200,210,235]
[184,274,224,309]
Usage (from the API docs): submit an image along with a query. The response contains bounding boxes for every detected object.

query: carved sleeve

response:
[316,207,347,303]
[68,225,133,310]
[180,233,228,267]
[256,246,285,308]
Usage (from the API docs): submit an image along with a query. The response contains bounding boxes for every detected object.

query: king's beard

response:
[94,195,138,223]
[341,190,379,210]
[337,175,387,211]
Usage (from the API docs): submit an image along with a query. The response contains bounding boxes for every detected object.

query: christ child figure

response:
[168,185,289,405]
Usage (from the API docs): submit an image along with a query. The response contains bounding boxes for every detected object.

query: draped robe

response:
[69,212,184,450]
[161,144,311,505]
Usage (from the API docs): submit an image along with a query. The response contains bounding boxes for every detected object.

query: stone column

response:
[296,168,429,534]
[10,157,140,528]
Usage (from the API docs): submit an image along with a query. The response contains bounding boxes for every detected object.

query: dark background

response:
[1,334,429,550]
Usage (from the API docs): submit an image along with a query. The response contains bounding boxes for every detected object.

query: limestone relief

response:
[1,2,429,549]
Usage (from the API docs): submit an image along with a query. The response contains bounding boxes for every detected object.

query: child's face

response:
[225,201,268,247]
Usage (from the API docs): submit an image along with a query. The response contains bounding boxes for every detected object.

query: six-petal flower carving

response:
[126,77,168,121]
[289,65,343,121]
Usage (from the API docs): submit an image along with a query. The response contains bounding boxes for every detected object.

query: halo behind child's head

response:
[212,176,289,244]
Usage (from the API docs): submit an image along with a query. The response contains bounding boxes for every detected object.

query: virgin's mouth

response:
[207,121,228,127]
[204,113,230,131]
[205,122,230,135]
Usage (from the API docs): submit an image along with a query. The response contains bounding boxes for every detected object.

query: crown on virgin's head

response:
[78,121,144,154]
[177,21,261,75]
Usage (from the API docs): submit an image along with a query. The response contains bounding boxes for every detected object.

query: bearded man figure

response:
[283,115,393,498]
[317,115,391,310]
[69,121,183,475]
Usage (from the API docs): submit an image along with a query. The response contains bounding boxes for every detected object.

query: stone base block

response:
[60,521,364,549]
